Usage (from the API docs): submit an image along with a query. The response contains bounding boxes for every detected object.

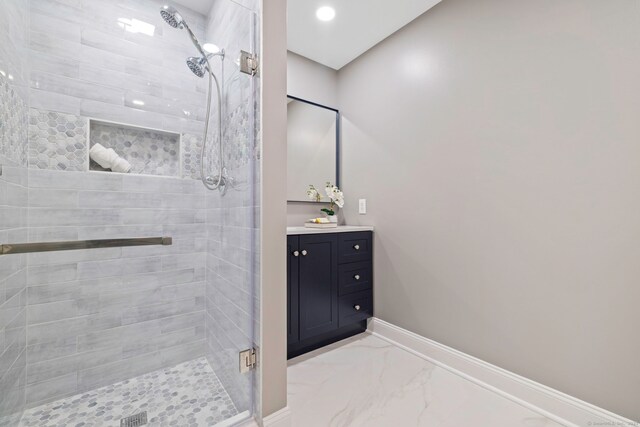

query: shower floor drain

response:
[120,411,148,427]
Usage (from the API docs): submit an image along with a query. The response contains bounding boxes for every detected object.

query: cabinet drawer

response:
[338,261,372,296]
[338,232,372,264]
[338,290,373,327]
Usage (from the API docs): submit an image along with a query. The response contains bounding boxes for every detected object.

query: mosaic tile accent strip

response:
[19,357,238,427]
[28,108,88,171]
[0,74,29,167]
[225,100,253,171]
[182,133,203,180]
[90,121,180,177]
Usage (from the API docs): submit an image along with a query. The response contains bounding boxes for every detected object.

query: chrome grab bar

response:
[0,237,173,255]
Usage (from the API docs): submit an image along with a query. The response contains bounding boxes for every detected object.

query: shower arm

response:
[182,20,208,59]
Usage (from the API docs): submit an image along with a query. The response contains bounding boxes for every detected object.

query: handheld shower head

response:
[160,5,184,29]
[186,56,206,78]
[186,51,226,78]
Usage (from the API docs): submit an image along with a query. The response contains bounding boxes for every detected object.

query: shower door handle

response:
[0,237,173,255]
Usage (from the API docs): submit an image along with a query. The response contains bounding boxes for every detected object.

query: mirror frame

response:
[286,95,341,202]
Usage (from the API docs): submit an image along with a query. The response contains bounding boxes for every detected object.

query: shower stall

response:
[0,0,261,425]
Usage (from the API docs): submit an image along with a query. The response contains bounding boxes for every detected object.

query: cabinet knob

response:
[354,304,361,311]
[354,274,361,281]
[293,250,299,257]
[353,244,360,251]
[301,250,308,256]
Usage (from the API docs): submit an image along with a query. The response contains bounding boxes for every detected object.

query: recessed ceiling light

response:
[316,6,336,22]
[132,100,145,106]
[203,43,220,54]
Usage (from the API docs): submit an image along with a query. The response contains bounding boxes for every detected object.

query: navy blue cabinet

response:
[288,231,373,359]
[287,236,299,345]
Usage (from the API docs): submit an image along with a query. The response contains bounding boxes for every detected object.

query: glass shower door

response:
[203,0,261,423]
[0,0,260,425]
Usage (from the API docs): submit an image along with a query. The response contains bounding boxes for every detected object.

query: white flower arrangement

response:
[307,185,322,203]
[307,182,344,217]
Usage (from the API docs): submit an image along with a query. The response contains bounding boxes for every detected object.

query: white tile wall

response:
[28,0,208,136]
[24,169,208,408]
[0,0,30,423]
[28,0,211,177]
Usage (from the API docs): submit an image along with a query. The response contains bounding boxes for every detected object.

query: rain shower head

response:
[160,5,213,61]
[160,5,184,29]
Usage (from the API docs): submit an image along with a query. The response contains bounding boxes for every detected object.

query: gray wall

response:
[260,0,288,418]
[286,52,340,226]
[338,0,640,420]
[0,0,29,423]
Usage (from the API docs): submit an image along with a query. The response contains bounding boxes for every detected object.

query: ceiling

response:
[173,0,212,15]
[288,0,441,70]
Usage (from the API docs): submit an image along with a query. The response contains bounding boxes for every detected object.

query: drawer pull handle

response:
[354,274,361,280]
[353,244,360,251]
[293,250,299,257]
[301,250,308,256]
[354,304,361,311]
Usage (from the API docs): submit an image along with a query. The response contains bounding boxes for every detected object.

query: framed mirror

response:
[287,95,340,202]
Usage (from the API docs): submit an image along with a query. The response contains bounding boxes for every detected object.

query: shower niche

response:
[88,120,181,177]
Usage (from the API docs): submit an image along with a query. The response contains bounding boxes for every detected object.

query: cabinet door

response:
[287,236,299,345]
[299,233,339,340]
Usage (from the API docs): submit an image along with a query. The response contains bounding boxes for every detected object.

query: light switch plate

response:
[359,199,367,215]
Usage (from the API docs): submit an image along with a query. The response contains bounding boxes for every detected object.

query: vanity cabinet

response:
[287,231,373,359]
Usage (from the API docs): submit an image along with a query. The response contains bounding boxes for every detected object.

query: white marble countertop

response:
[287,225,374,235]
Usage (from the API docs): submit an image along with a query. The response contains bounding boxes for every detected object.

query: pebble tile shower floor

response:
[19,357,237,427]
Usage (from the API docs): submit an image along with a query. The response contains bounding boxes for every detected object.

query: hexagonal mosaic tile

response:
[0,74,28,167]
[90,121,180,177]
[182,133,203,180]
[19,357,238,427]
[28,109,88,171]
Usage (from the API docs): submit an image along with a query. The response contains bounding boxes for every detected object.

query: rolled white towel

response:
[111,156,132,173]
[89,143,114,169]
[89,143,131,173]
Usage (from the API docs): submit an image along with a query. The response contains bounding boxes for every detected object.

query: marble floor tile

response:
[287,334,566,427]
[19,357,238,427]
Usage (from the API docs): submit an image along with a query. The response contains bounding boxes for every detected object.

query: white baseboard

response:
[368,318,634,427]
[262,406,292,427]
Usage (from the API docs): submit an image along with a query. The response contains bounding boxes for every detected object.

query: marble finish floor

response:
[19,357,237,427]
[288,334,566,427]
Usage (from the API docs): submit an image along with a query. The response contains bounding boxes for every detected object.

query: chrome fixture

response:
[160,5,184,29]
[120,411,148,427]
[0,237,172,256]
[239,348,257,374]
[160,5,228,192]
[186,51,226,78]
[239,50,259,76]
